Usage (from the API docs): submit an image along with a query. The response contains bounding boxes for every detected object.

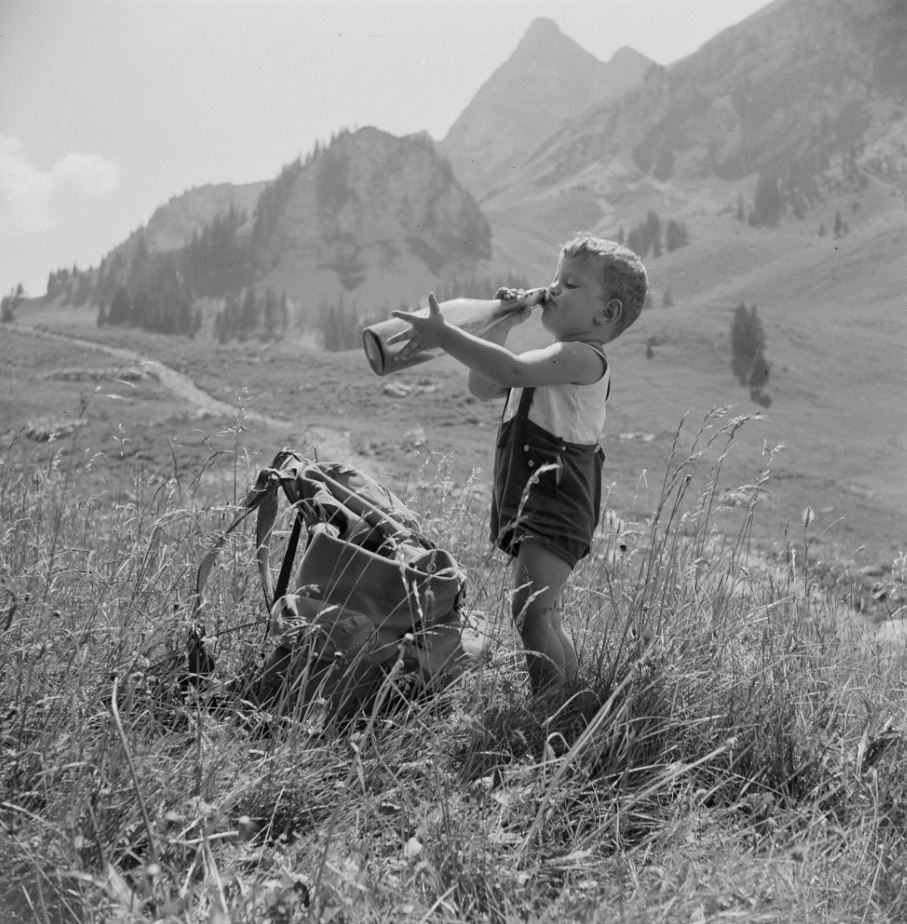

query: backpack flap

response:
[294,527,464,659]
[298,462,420,542]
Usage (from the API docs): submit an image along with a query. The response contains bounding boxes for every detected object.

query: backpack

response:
[190,449,474,721]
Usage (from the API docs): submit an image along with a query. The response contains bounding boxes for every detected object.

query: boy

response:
[392,234,647,698]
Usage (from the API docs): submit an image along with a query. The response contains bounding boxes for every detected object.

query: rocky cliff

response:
[256,127,492,314]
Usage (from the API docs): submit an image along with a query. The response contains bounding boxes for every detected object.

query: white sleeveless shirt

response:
[502,345,610,446]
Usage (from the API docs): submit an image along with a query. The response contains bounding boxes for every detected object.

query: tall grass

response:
[1,409,905,923]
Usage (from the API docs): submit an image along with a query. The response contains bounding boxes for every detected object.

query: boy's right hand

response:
[495,286,522,301]
[495,286,548,304]
[493,286,546,331]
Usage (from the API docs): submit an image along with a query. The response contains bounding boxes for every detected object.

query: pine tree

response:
[730,304,770,392]
[108,286,131,325]
[278,292,290,334]
[128,236,151,292]
[626,227,645,258]
[753,171,783,227]
[665,219,689,252]
[240,287,258,339]
[645,212,661,255]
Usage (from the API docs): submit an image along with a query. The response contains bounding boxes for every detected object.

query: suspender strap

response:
[516,386,535,418]
[500,386,535,420]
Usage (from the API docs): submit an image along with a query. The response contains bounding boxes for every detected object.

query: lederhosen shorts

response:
[490,386,606,569]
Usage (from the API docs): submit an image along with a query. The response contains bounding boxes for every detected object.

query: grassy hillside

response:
[1,399,906,922]
[7,269,903,575]
[3,256,907,921]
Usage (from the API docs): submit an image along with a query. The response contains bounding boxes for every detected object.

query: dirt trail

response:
[12,322,372,469]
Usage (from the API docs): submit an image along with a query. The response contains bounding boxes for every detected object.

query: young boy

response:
[392,234,647,698]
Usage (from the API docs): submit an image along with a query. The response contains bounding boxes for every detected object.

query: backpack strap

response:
[192,448,306,622]
[192,452,435,637]
[273,509,304,603]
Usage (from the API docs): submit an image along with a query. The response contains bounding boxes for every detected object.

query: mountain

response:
[253,127,491,315]
[480,0,907,276]
[439,18,652,199]
[81,127,493,332]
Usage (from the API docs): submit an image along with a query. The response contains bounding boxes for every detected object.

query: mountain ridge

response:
[476,0,907,279]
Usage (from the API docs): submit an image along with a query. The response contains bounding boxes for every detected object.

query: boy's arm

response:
[467,318,514,400]
[463,287,537,399]
[392,293,604,389]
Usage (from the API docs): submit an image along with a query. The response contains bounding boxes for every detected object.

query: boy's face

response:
[541,252,608,341]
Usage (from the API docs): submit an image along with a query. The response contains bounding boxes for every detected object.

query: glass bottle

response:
[362,288,548,376]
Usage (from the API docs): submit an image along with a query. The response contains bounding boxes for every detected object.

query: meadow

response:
[2,334,906,921]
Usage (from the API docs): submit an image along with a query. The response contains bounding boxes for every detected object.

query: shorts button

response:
[523,444,530,452]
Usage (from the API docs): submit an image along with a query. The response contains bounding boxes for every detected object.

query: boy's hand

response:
[494,286,523,301]
[390,292,447,357]
[495,286,548,305]
[493,286,536,332]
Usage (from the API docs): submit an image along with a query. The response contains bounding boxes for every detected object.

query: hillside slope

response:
[602,186,907,558]
[481,0,907,279]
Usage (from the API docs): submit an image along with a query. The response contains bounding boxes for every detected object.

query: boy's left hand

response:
[389,292,446,356]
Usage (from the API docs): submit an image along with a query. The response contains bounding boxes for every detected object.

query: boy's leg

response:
[549,599,579,686]
[511,539,576,696]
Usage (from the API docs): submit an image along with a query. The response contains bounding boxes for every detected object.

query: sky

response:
[0,0,771,297]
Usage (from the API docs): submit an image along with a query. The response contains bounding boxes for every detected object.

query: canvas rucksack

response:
[190,449,475,721]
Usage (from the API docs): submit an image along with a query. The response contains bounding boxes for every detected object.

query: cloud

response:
[0,136,121,234]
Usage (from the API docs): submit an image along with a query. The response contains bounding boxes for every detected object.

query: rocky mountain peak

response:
[611,45,651,69]
[440,19,652,198]
[520,17,562,46]
[507,17,604,73]
[259,127,491,310]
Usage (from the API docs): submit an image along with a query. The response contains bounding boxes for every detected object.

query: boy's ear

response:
[599,298,623,325]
